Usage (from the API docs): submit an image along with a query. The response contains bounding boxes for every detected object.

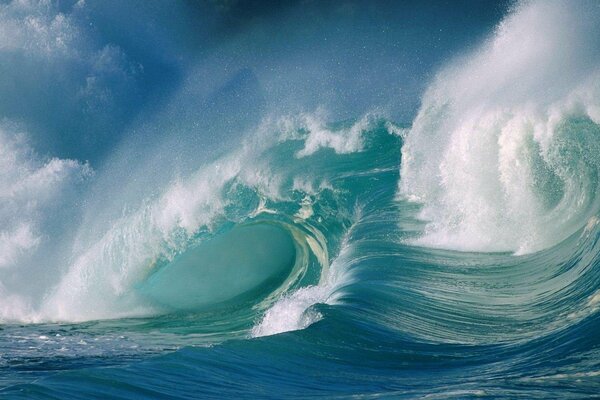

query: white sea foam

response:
[275,110,376,157]
[0,122,90,322]
[400,0,600,254]
[250,286,329,337]
[0,124,90,268]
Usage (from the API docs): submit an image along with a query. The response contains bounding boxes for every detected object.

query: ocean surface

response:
[1,0,600,398]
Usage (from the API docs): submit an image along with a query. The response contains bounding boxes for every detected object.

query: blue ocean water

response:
[1,0,600,398]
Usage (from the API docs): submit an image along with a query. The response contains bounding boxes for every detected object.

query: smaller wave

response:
[400,0,600,254]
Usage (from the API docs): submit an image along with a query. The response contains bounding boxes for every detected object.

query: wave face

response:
[2,1,600,399]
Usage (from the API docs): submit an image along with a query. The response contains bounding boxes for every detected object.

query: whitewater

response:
[1,0,600,398]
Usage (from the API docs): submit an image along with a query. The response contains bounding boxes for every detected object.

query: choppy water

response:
[1,0,600,398]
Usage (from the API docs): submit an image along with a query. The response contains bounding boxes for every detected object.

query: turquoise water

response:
[2,0,600,398]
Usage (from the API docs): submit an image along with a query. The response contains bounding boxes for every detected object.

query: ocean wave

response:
[2,1,600,398]
[400,0,600,254]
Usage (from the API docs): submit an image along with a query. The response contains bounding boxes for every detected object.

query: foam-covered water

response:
[1,1,600,398]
